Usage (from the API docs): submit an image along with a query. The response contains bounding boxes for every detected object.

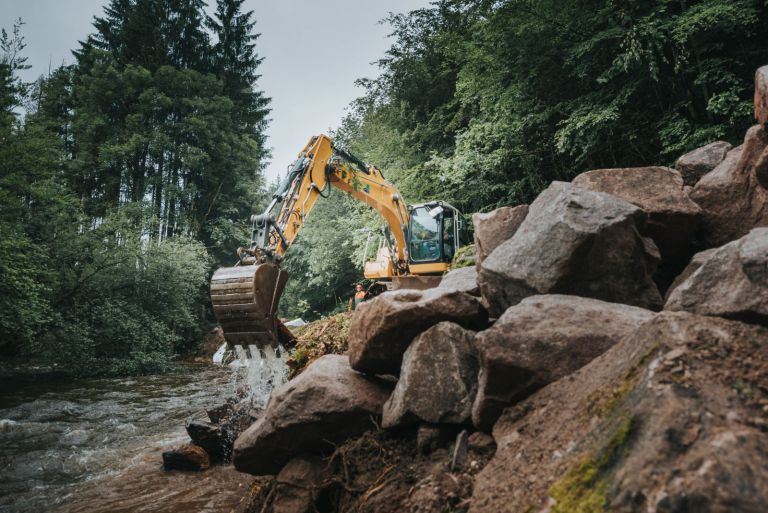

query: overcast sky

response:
[0,0,430,182]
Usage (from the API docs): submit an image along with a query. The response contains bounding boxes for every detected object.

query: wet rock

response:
[186,420,230,462]
[690,125,768,247]
[271,455,325,513]
[472,294,653,431]
[206,402,234,424]
[348,288,487,376]
[189,401,261,463]
[478,182,662,318]
[675,141,733,186]
[470,312,768,513]
[383,322,478,428]
[162,443,210,471]
[233,355,393,475]
[757,65,768,126]
[572,166,701,266]
[472,205,528,266]
[665,228,768,325]
[439,266,480,296]
[467,432,495,455]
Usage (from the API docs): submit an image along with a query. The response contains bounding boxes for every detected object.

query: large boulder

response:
[665,227,768,325]
[347,288,487,375]
[572,166,701,265]
[382,322,478,428]
[675,141,733,186]
[470,312,768,513]
[477,182,662,317]
[472,205,528,266]
[438,266,480,296]
[232,355,393,475]
[757,65,768,126]
[690,125,768,247]
[471,295,653,431]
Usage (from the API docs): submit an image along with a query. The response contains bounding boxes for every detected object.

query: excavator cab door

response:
[407,203,460,266]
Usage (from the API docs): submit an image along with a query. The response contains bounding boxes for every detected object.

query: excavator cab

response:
[407,202,461,266]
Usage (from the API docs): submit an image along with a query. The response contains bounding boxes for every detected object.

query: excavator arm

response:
[210,135,411,348]
[247,135,409,270]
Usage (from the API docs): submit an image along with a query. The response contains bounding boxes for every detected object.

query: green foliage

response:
[30,216,212,374]
[289,0,766,319]
[0,224,52,352]
[0,3,269,375]
[448,243,475,270]
[341,0,766,214]
[279,193,375,320]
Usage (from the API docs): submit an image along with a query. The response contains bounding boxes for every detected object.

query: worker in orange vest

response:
[351,283,366,310]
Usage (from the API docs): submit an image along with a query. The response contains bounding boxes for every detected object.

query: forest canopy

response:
[2,0,766,371]
[0,0,269,374]
[281,0,768,318]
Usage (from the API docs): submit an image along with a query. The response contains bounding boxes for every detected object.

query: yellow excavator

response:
[210,134,464,348]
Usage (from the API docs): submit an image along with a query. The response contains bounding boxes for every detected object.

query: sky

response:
[0,0,430,182]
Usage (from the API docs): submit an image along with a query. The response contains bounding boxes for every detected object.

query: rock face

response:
[271,455,325,513]
[572,166,701,264]
[233,355,393,475]
[472,205,528,266]
[690,125,768,247]
[471,295,653,431]
[757,65,768,126]
[477,182,662,317]
[675,141,733,186]
[663,247,717,302]
[438,266,480,296]
[382,322,478,428]
[162,444,210,471]
[470,312,768,513]
[665,228,768,325]
[347,288,487,375]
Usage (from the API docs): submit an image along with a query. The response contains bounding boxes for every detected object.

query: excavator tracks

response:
[210,263,289,348]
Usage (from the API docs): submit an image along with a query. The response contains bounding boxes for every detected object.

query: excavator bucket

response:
[210,263,289,349]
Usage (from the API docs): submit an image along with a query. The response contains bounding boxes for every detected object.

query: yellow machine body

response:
[210,135,461,348]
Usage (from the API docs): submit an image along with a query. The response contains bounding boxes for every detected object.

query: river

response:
[0,363,273,513]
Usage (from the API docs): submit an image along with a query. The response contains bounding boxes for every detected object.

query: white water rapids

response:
[0,347,290,513]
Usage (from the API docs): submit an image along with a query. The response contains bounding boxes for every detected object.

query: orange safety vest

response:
[354,290,366,307]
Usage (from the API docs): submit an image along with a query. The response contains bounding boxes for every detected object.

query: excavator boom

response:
[211,135,411,348]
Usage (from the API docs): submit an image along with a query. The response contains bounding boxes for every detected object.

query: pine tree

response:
[0,19,29,131]
[207,0,270,136]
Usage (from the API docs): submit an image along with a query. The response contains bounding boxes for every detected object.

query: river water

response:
[0,360,282,513]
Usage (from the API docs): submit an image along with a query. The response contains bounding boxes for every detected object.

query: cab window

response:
[442,215,455,262]
[409,207,440,262]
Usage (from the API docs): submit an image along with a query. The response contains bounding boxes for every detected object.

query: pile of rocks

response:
[231,66,768,512]
[162,394,261,472]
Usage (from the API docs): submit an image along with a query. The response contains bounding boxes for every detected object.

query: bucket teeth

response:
[210,263,289,349]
